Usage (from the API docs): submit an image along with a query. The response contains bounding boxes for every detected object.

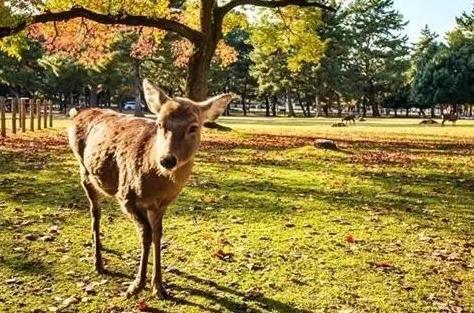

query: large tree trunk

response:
[186,46,213,101]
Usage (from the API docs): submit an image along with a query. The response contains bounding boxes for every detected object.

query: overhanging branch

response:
[0,6,203,44]
[217,0,336,18]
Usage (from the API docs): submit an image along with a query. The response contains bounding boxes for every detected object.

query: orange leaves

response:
[28,19,117,67]
[131,28,166,60]
[0,133,68,153]
[171,39,193,68]
[214,40,238,68]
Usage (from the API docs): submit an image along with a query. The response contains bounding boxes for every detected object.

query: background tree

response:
[345,0,410,116]
[0,0,334,102]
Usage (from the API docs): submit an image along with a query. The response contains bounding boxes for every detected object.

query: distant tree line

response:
[0,0,472,117]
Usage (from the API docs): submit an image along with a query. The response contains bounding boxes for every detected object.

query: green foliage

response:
[345,0,410,112]
[411,7,474,107]
[250,7,326,73]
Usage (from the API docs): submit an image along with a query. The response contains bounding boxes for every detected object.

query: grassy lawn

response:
[0,116,473,313]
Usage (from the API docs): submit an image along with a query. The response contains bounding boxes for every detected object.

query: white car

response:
[122,100,137,111]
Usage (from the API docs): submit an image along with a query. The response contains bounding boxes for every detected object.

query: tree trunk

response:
[362,97,367,117]
[264,95,270,117]
[306,97,311,117]
[314,95,320,117]
[132,58,144,117]
[90,84,99,107]
[186,45,214,101]
[431,106,435,118]
[286,90,295,117]
[296,92,307,117]
[271,95,277,117]
[406,108,409,117]
[370,98,380,117]
[241,81,248,116]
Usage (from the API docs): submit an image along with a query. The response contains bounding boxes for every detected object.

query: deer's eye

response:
[188,125,199,134]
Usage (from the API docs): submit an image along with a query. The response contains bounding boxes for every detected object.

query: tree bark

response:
[296,92,307,117]
[264,95,270,117]
[132,58,144,117]
[286,90,295,117]
[90,84,99,107]
[271,95,277,117]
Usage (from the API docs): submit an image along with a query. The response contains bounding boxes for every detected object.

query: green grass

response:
[0,116,473,313]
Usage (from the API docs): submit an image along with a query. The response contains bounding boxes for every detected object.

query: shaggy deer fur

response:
[68,79,232,298]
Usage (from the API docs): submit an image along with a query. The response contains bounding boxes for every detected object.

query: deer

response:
[68,78,232,299]
[341,115,356,124]
[442,113,458,126]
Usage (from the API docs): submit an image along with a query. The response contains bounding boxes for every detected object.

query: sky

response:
[393,0,473,43]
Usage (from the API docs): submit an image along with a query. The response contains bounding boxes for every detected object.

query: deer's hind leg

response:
[80,169,105,274]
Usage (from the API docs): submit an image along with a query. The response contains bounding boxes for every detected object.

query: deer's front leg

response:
[126,216,151,298]
[148,209,168,299]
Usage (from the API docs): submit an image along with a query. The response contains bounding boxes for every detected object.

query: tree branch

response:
[217,0,336,18]
[0,6,203,44]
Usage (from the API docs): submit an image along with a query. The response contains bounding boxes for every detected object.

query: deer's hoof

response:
[152,285,169,300]
[125,281,146,298]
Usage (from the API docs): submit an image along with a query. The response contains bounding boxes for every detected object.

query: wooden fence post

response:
[12,98,17,134]
[49,100,53,127]
[0,97,6,137]
[37,99,42,130]
[43,100,48,129]
[21,98,26,133]
[29,99,35,131]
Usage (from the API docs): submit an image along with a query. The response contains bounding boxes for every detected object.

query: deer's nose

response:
[160,155,177,169]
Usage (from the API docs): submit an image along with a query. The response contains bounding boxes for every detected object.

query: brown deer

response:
[342,115,356,124]
[442,114,458,126]
[68,78,232,299]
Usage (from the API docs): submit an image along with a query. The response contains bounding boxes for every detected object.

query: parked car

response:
[122,98,145,111]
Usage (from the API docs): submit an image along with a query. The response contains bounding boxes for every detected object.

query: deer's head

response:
[143,78,232,172]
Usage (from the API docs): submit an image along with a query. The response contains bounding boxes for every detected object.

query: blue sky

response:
[393,0,473,42]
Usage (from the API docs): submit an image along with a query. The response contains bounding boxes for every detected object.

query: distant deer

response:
[442,114,458,126]
[342,115,356,124]
[68,79,232,299]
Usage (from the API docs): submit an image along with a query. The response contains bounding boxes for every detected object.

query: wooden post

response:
[37,99,42,130]
[12,98,17,134]
[29,99,35,131]
[43,100,48,129]
[21,98,26,133]
[0,97,6,137]
[49,100,53,127]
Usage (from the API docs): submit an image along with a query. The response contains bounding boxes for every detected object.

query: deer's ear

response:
[143,78,170,115]
[198,94,233,121]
